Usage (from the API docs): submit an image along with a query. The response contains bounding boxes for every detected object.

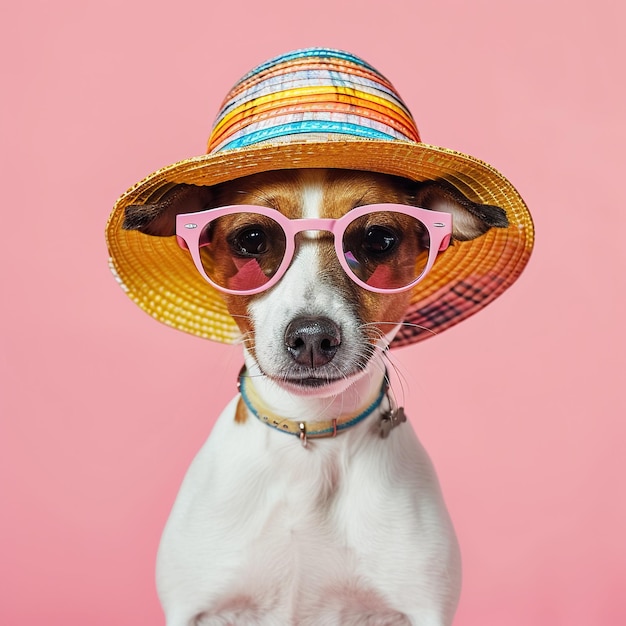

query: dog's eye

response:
[363,226,398,255]
[229,227,269,257]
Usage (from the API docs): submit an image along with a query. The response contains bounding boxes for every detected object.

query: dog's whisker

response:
[382,351,410,410]
[360,320,439,338]
[231,188,278,207]
[356,326,410,409]
[228,312,253,320]
[398,321,438,337]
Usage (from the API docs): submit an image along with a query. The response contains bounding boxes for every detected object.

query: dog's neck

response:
[241,350,388,424]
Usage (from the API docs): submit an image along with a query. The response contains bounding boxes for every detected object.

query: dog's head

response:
[123,169,507,395]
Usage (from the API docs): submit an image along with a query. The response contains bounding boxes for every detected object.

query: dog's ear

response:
[413,179,508,241]
[122,184,213,236]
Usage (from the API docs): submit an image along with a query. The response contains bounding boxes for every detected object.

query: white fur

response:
[301,174,324,219]
[156,174,462,625]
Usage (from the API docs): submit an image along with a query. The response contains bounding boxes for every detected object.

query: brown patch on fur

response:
[319,170,413,219]
[353,280,414,347]
[234,396,248,424]
[211,170,310,219]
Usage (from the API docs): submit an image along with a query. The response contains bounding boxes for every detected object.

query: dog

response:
[122,167,508,625]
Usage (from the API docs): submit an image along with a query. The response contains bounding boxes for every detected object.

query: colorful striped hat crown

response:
[106,48,534,347]
[207,48,420,153]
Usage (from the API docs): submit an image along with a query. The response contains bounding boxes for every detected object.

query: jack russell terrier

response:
[109,47,533,626]
[122,167,509,625]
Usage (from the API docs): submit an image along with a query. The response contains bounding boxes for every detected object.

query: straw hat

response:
[106,47,533,347]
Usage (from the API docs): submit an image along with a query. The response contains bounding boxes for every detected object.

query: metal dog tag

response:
[380,406,407,438]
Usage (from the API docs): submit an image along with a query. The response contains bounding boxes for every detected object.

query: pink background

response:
[1,1,624,624]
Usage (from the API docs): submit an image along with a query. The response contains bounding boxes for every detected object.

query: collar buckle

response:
[298,422,307,448]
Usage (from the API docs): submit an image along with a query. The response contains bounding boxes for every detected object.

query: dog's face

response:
[209,169,417,394]
[123,168,507,396]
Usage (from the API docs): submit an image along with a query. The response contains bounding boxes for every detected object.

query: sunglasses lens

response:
[198,213,287,292]
[342,212,431,290]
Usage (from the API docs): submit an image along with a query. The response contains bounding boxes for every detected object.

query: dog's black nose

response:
[284,316,341,368]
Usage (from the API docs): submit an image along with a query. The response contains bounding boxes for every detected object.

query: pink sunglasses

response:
[176,204,452,295]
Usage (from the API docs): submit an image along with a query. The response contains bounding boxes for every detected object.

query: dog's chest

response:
[156,397,460,623]
[178,405,368,549]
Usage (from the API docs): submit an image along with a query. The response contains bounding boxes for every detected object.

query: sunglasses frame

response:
[176,204,452,295]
